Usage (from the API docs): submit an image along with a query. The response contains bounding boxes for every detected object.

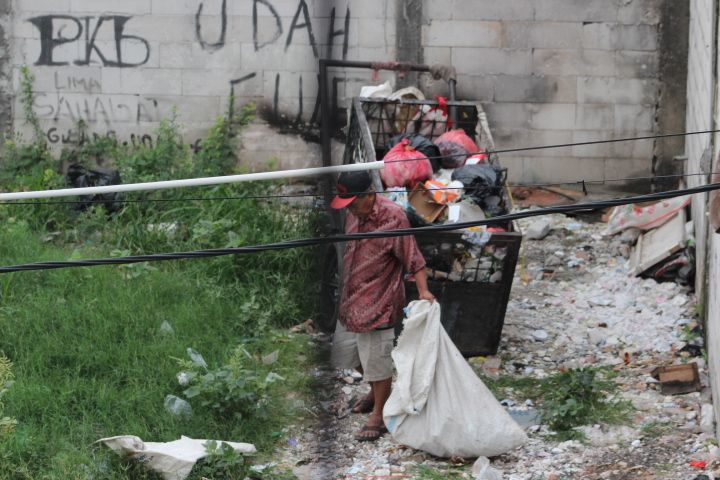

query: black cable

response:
[0,182,716,274]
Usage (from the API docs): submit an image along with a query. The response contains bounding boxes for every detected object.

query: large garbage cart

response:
[317,62,521,357]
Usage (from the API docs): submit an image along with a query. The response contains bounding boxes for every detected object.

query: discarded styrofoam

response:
[526,218,552,240]
[96,435,256,480]
[472,456,503,480]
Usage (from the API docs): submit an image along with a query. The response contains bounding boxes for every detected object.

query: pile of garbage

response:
[379,128,507,227]
[359,82,513,285]
[420,239,508,283]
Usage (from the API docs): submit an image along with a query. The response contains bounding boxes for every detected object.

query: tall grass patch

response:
[0,71,318,478]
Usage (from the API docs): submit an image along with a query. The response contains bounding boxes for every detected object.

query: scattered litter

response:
[159,321,174,335]
[164,395,192,419]
[186,348,207,370]
[290,319,315,334]
[507,408,542,428]
[176,372,190,387]
[700,403,715,433]
[526,219,552,240]
[471,456,503,480]
[96,435,255,480]
[262,350,279,365]
[532,329,549,341]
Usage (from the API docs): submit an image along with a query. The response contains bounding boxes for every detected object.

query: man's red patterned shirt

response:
[338,195,426,333]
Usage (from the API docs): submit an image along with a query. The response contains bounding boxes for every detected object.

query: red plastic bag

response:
[381,139,433,188]
[436,129,478,155]
[434,129,479,168]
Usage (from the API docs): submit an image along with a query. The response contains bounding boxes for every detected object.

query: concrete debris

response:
[531,329,549,341]
[701,404,715,433]
[526,219,552,240]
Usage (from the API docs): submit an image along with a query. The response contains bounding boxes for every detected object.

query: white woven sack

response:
[383,301,527,458]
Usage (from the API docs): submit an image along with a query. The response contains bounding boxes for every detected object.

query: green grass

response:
[0,221,316,479]
[414,465,470,479]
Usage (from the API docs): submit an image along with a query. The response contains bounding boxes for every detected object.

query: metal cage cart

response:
[318,61,522,357]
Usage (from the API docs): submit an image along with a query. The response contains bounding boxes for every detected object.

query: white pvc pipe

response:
[0,161,385,201]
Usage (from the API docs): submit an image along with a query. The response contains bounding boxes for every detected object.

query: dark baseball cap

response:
[331,170,373,209]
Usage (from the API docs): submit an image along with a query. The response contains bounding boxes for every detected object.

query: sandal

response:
[354,424,388,442]
[351,398,375,414]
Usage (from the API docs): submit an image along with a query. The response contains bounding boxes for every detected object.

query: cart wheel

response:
[316,243,343,333]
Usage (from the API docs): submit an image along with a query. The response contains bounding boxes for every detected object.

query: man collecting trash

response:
[330,170,435,442]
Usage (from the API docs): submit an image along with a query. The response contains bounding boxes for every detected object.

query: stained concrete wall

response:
[686,0,719,438]
[2,0,686,186]
[420,0,687,188]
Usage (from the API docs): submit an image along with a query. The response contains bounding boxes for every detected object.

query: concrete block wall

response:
[686,0,715,303]
[7,0,394,169]
[2,0,683,185]
[686,0,720,439]
[420,0,677,188]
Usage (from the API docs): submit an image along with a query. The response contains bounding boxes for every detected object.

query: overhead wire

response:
[0,181,717,274]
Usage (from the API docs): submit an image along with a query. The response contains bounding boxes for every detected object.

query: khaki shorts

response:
[330,320,395,382]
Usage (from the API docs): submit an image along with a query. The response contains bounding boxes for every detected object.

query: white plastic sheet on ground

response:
[96,435,256,480]
[383,300,527,458]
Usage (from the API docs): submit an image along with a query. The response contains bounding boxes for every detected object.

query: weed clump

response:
[175,345,281,421]
[540,367,633,439]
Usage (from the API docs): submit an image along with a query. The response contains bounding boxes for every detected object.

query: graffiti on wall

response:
[24,0,357,145]
[29,15,151,67]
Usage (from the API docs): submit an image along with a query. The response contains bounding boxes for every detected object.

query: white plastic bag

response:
[472,456,503,480]
[359,81,392,99]
[383,301,527,458]
[97,435,256,480]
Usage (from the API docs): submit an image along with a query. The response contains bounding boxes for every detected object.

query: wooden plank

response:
[629,209,686,276]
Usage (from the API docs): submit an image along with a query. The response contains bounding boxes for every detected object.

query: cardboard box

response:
[409,186,447,223]
[651,363,701,395]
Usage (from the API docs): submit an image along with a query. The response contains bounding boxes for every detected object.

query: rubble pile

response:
[276,213,714,479]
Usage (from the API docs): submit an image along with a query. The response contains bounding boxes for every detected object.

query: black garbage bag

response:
[389,133,442,171]
[66,163,124,213]
[452,164,507,216]
[435,139,469,169]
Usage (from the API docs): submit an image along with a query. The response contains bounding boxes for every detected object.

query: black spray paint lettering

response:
[251,0,349,60]
[28,15,150,67]
[285,0,318,58]
[44,128,196,150]
[34,93,159,125]
[46,127,121,146]
[253,0,282,51]
[326,7,351,60]
[196,0,227,52]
